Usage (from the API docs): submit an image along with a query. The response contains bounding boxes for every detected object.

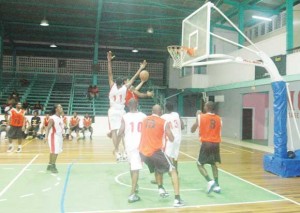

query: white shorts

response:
[108,108,125,130]
[48,134,63,154]
[164,139,181,160]
[127,149,143,171]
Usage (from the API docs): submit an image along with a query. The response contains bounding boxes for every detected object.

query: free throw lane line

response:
[0,154,39,197]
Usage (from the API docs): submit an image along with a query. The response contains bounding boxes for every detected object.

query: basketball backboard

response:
[181,3,212,67]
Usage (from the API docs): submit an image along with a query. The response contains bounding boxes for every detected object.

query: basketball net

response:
[167,46,195,69]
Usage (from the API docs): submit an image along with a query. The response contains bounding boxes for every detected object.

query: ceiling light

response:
[132,49,138,53]
[40,17,49,26]
[50,44,57,48]
[252,15,272,22]
[147,26,154,34]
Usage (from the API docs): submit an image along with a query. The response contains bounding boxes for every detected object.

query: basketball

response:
[139,70,149,82]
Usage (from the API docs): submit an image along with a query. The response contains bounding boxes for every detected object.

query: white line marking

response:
[20,193,34,198]
[2,168,14,170]
[55,182,60,186]
[42,188,51,192]
[38,171,46,173]
[0,154,39,198]
[0,199,7,202]
[180,151,300,206]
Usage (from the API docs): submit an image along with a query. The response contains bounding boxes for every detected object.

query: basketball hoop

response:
[167,45,195,69]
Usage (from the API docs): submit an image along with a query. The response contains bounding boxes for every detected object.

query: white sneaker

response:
[128,194,140,203]
[16,147,22,153]
[158,188,169,198]
[173,198,184,207]
[213,185,221,193]
[7,145,14,153]
[207,180,215,194]
[115,152,122,162]
[122,152,128,161]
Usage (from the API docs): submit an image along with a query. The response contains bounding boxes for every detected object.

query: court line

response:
[179,151,300,206]
[0,154,39,197]
[60,162,74,213]
[65,199,285,213]
[20,193,34,198]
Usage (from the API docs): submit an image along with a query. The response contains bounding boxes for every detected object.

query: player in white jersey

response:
[117,99,146,203]
[161,102,184,171]
[45,104,64,174]
[107,51,147,161]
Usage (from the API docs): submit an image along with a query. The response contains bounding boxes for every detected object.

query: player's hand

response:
[139,60,147,70]
[147,91,154,97]
[107,51,113,61]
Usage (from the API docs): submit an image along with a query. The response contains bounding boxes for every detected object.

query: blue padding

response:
[263,150,300,177]
[271,81,287,158]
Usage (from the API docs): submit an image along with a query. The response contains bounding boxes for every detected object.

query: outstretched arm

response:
[132,89,153,98]
[134,81,144,91]
[126,60,147,88]
[107,51,114,88]
[165,122,174,142]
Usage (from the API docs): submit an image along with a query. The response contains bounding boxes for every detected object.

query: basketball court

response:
[1,136,299,213]
[1,1,300,212]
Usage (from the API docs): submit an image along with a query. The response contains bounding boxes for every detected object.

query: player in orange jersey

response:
[82,113,93,140]
[68,112,80,140]
[139,104,184,207]
[191,101,222,194]
[6,102,26,153]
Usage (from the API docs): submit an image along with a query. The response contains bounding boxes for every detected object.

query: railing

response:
[44,78,57,110]
[68,74,75,115]
[20,73,37,102]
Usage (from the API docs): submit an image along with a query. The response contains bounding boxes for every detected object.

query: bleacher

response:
[1,56,165,116]
[45,82,72,114]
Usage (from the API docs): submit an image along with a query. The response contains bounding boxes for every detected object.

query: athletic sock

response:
[214,177,219,185]
[204,175,211,182]
[175,195,180,200]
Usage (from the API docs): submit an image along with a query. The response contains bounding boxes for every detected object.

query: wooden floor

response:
[1,135,300,212]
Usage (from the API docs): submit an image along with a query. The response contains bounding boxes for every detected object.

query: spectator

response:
[87,85,93,100]
[26,111,41,139]
[68,112,80,140]
[22,100,31,114]
[32,101,44,115]
[91,85,99,99]
[82,113,93,140]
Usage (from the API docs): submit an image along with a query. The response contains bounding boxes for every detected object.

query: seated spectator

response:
[82,113,93,140]
[22,100,31,114]
[26,111,41,139]
[87,85,93,100]
[10,90,20,102]
[20,78,29,87]
[32,101,44,115]
[0,114,9,141]
[69,112,80,140]
[91,85,99,99]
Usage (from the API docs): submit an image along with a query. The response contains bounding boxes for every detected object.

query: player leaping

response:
[107,51,147,162]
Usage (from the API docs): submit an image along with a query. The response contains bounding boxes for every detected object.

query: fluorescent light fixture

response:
[40,17,49,26]
[147,26,154,34]
[252,15,272,22]
[50,44,57,48]
[132,49,138,53]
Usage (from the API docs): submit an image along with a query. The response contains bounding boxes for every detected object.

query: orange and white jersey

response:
[161,112,182,143]
[123,112,146,152]
[48,115,64,154]
[109,83,127,110]
[9,108,25,127]
[48,115,64,137]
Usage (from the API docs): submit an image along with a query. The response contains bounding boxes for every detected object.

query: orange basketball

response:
[139,70,149,82]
